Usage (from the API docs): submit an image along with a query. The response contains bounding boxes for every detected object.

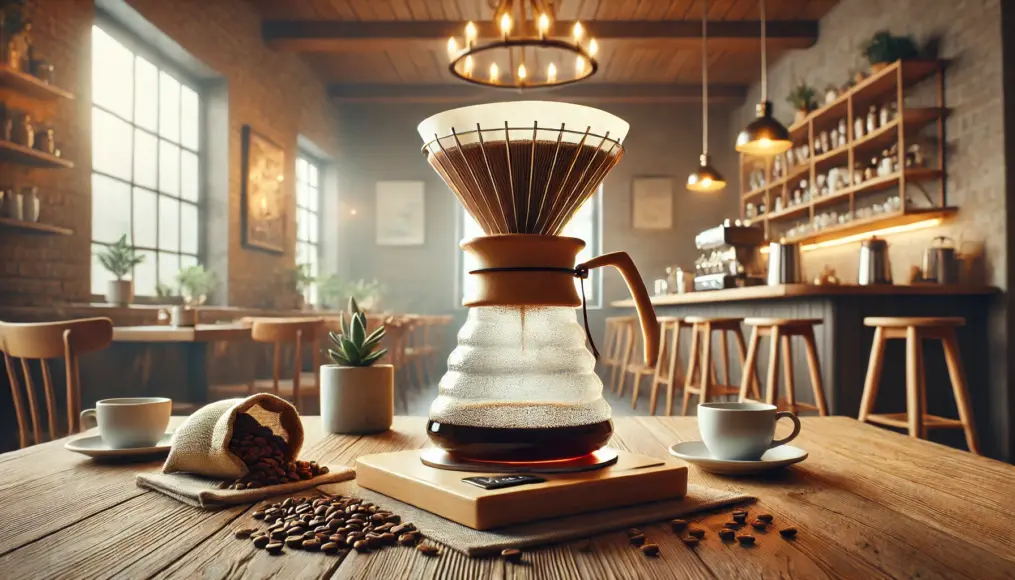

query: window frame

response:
[455,185,603,309]
[295,153,323,305]
[89,16,207,302]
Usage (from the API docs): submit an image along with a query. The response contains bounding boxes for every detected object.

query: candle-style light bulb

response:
[547,62,557,83]
[576,55,586,74]
[447,37,458,56]
[588,38,599,56]
[517,63,527,81]
[489,62,499,82]
[573,21,584,42]
[463,55,474,76]
[465,21,477,47]
[537,13,550,37]
[499,13,512,36]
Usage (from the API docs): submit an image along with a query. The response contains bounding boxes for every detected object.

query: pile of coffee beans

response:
[620,508,800,558]
[226,413,328,490]
[238,495,438,557]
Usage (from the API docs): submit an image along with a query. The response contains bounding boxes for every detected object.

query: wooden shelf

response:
[812,145,849,167]
[811,187,854,210]
[849,168,942,196]
[741,185,768,199]
[0,64,74,100]
[0,140,73,168]
[765,203,810,221]
[0,216,73,235]
[768,163,809,191]
[852,107,947,157]
[782,207,957,247]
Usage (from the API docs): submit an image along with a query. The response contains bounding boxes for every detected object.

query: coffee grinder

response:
[355,102,687,530]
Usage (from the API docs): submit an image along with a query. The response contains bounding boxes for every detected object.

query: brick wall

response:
[0,0,341,309]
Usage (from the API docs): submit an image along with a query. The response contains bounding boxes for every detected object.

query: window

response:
[90,24,202,297]
[459,186,602,307]
[296,155,321,305]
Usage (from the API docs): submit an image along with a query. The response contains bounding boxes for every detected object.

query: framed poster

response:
[376,181,425,246]
[240,125,287,253]
[632,177,673,230]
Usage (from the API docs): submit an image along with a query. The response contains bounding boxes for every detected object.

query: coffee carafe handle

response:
[579,252,660,366]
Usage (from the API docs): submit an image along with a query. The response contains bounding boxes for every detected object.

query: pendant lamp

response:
[687,0,727,192]
[735,0,791,155]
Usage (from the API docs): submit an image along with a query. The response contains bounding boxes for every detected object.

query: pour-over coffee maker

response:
[417,101,660,467]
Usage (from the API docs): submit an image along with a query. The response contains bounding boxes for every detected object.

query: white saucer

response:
[668,441,807,475]
[65,433,173,460]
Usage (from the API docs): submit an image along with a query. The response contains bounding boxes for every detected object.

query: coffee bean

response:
[265,542,284,554]
[328,534,344,543]
[270,530,286,540]
[322,542,340,553]
[688,527,705,539]
[681,536,700,547]
[398,533,418,546]
[309,518,324,528]
[501,548,522,563]
[385,514,401,524]
[391,524,411,535]
[757,513,774,523]
[724,521,742,529]
[252,511,266,520]
[737,535,756,546]
[314,525,330,534]
[626,527,642,537]
[302,539,321,551]
[718,529,736,542]
[296,504,312,514]
[379,533,396,546]
[302,532,316,540]
[640,544,660,557]
[629,534,646,546]
[353,540,370,553]
[417,544,440,557]
[285,536,303,548]
[253,536,270,549]
[779,527,798,538]
[670,519,687,533]
[751,520,767,531]
[234,528,256,539]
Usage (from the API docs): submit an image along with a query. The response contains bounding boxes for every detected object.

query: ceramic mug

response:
[698,402,801,461]
[80,397,171,449]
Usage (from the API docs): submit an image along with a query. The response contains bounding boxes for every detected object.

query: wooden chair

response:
[600,317,631,393]
[618,318,654,401]
[0,318,113,448]
[858,317,979,454]
[650,317,688,416]
[402,315,430,388]
[248,318,325,413]
[739,318,829,416]
[681,316,760,415]
[422,315,453,381]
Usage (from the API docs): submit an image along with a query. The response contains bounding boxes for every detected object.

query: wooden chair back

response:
[249,318,325,409]
[0,317,114,447]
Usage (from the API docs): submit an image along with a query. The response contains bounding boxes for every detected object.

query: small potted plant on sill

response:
[96,234,145,306]
[786,82,818,123]
[863,31,919,74]
[294,263,315,310]
[321,297,392,434]
[174,264,215,327]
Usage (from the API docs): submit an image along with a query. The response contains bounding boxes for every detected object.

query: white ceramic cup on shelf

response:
[697,401,801,461]
[80,397,171,449]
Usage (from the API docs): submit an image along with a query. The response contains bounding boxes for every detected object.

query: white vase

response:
[320,364,394,434]
[106,279,133,306]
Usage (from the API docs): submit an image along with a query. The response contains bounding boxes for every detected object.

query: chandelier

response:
[446,0,599,89]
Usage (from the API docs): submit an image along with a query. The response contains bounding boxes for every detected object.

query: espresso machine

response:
[693,221,766,291]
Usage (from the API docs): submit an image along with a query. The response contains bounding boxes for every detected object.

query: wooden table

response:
[111,323,252,404]
[2,417,1014,579]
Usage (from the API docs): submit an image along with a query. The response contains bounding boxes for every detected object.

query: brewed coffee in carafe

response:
[418,102,660,463]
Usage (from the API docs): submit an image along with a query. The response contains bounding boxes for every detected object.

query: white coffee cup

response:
[80,397,172,449]
[698,401,801,461]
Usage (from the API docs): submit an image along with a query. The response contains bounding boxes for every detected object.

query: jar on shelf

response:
[820,131,830,153]
[866,105,878,134]
[19,186,39,222]
[35,126,55,155]
[854,116,865,139]
[878,149,893,176]
[838,119,848,144]
[11,113,34,148]
[774,197,783,212]
[879,104,891,127]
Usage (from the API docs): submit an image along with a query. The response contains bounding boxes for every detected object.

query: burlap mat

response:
[137,466,355,509]
[318,480,753,556]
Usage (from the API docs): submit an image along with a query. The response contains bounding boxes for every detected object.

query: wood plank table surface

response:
[112,323,252,343]
[1,416,1014,579]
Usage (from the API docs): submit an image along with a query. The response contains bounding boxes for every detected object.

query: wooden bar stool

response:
[739,318,829,416]
[649,317,688,416]
[600,316,632,394]
[858,317,979,454]
[681,317,760,415]
[618,318,654,401]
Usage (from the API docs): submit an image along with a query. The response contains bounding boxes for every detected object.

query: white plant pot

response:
[320,364,394,434]
[106,280,133,306]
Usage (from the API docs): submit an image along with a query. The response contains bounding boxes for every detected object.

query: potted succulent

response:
[863,31,919,73]
[320,297,392,434]
[96,234,145,306]
[294,263,315,310]
[177,264,216,307]
[786,82,818,123]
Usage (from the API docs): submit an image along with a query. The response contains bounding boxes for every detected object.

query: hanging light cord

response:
[760,0,768,102]
[701,0,709,155]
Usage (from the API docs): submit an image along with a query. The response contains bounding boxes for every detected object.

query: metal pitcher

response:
[858,237,892,285]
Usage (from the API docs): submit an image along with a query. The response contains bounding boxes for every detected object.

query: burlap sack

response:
[162,394,304,479]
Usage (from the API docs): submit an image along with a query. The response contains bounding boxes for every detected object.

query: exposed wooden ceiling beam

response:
[327,83,747,105]
[265,20,818,52]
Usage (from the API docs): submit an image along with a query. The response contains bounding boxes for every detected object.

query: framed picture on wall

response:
[376,181,425,246]
[240,125,287,254]
[632,177,674,230]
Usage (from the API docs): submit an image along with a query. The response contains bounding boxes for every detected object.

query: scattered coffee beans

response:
[757,513,774,523]
[688,527,705,539]
[736,534,756,546]
[718,528,736,542]
[751,520,767,531]
[225,413,328,490]
[669,519,688,533]
[640,544,660,557]
[501,548,523,563]
[629,534,646,546]
[417,544,440,557]
[681,536,700,547]
[265,542,284,554]
[732,510,748,523]
[779,527,798,538]
[252,535,269,549]
[626,528,642,537]
[234,528,256,539]
[724,521,742,529]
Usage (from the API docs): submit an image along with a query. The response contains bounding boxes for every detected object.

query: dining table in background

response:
[0,416,1013,578]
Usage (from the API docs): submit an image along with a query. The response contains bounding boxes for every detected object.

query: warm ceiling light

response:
[688,0,727,193]
[735,0,791,155]
[447,1,598,89]
[801,218,943,251]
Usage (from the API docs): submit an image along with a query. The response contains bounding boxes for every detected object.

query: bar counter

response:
[612,283,1001,453]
